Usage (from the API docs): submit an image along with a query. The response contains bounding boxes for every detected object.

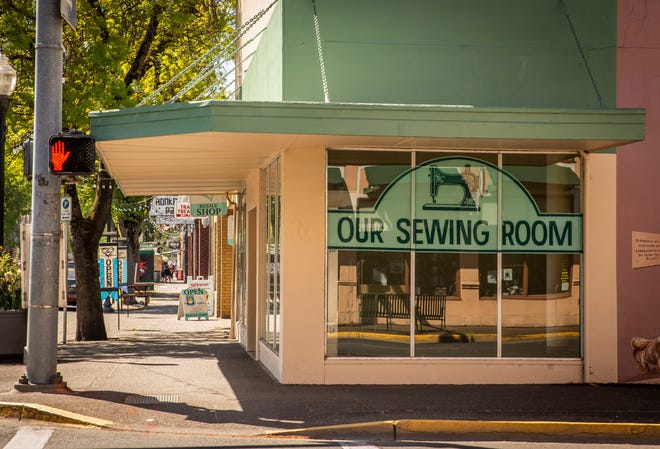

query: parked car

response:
[66,262,76,307]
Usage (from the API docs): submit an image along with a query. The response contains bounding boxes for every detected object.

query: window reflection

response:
[262,158,281,352]
[327,250,411,357]
[327,150,581,359]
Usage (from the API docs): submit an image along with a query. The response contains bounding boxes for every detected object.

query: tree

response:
[0,1,37,252]
[65,168,114,340]
[113,192,152,292]
[1,0,235,340]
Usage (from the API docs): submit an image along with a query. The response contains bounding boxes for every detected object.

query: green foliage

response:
[61,0,235,128]
[4,150,31,248]
[0,1,37,251]
[0,0,236,254]
[113,190,152,224]
[0,252,22,310]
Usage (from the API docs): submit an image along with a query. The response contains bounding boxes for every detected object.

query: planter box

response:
[0,310,27,360]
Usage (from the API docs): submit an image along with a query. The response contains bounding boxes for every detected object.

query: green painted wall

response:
[240,1,283,101]
[242,0,616,109]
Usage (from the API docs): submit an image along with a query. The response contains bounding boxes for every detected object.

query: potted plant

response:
[0,252,26,359]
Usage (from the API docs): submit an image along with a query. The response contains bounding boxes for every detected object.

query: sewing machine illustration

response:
[422,165,480,211]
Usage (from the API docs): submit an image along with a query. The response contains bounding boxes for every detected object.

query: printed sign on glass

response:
[328,157,582,253]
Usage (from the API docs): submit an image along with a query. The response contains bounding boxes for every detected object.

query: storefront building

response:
[90,0,656,384]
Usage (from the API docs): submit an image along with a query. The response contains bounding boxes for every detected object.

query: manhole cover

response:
[124,394,179,405]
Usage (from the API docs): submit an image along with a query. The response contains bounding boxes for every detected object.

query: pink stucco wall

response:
[617,0,660,382]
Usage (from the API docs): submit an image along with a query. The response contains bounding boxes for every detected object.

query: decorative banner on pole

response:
[117,246,127,284]
[98,244,117,288]
[98,243,118,303]
[227,215,234,246]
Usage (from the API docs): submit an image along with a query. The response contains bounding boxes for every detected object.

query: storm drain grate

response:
[124,394,179,405]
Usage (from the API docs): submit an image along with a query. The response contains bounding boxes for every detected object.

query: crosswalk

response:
[3,427,53,449]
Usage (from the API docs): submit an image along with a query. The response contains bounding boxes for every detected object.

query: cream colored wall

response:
[583,152,618,383]
[246,169,260,210]
[239,169,262,355]
[279,146,327,383]
[325,359,583,384]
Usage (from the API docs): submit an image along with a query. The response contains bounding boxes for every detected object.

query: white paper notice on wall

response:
[632,231,660,269]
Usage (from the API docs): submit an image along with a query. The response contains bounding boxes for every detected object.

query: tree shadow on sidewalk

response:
[37,305,660,432]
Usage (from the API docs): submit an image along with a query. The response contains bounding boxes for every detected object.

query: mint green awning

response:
[89,101,644,195]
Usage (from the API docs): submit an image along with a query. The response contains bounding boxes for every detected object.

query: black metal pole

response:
[0,95,10,249]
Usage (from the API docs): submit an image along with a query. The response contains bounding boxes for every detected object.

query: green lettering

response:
[473,220,489,245]
[550,221,572,246]
[371,218,384,244]
[457,220,471,245]
[502,221,514,246]
[413,219,424,244]
[396,218,410,244]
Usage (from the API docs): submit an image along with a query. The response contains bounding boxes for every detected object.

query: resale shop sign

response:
[189,194,227,217]
[175,195,227,217]
[328,157,582,253]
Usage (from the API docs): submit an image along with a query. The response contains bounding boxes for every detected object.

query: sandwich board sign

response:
[178,287,209,320]
[187,276,215,316]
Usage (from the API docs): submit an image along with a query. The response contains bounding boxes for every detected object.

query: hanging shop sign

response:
[150,195,177,216]
[189,194,228,217]
[327,157,582,253]
[175,200,192,218]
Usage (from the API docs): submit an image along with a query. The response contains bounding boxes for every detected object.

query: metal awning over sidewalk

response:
[89,101,645,196]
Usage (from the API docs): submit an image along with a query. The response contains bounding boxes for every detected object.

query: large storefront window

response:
[262,158,281,352]
[327,151,411,356]
[327,150,582,359]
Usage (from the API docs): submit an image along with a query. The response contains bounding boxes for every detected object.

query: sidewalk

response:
[0,282,658,442]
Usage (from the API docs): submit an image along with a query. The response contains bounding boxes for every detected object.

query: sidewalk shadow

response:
[47,303,660,432]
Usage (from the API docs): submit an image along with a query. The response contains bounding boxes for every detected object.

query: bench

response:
[128,283,154,306]
[415,294,446,330]
[359,292,446,331]
[119,283,154,308]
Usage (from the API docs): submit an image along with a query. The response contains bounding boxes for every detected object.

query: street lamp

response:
[0,50,17,249]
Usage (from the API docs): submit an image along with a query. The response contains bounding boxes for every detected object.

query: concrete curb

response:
[0,402,113,428]
[265,419,660,441]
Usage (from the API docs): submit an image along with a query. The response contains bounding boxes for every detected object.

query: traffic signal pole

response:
[20,0,64,387]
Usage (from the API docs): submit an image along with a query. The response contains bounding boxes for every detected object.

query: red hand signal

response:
[50,140,71,171]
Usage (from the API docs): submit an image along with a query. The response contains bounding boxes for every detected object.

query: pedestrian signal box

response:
[48,132,96,176]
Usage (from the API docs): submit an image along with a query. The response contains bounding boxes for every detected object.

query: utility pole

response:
[17,0,65,388]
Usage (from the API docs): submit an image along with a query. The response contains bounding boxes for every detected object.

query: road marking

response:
[4,427,53,449]
[341,444,379,449]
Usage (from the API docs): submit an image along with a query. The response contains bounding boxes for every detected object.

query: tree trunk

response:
[65,170,114,341]
[71,225,107,340]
